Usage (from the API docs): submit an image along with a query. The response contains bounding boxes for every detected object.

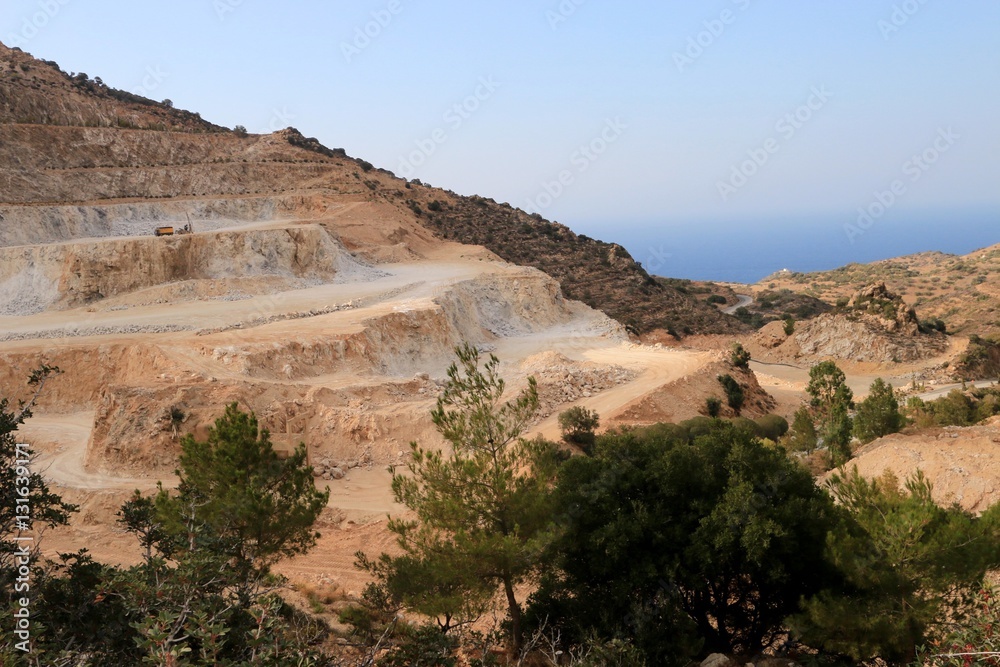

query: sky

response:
[3,1,999,282]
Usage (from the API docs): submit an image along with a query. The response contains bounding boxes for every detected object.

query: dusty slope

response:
[835,418,1000,514]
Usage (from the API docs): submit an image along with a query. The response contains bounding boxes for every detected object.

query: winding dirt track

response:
[528,346,713,441]
[5,220,714,587]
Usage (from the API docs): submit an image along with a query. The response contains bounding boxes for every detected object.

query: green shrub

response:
[378,624,458,667]
[717,374,744,414]
[730,416,762,436]
[559,406,601,453]
[853,378,904,443]
[705,396,722,418]
[931,390,976,426]
[678,416,716,440]
[755,414,789,441]
[730,343,751,369]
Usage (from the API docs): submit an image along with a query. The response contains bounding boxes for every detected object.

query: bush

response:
[730,416,762,437]
[914,587,1000,667]
[717,374,744,415]
[730,343,751,369]
[678,416,716,440]
[233,124,248,137]
[637,422,693,444]
[707,294,727,305]
[783,407,818,454]
[793,469,1000,663]
[853,378,904,443]
[705,396,722,418]
[559,406,601,452]
[378,624,458,667]
[534,422,842,661]
[754,414,789,441]
[783,316,795,336]
[931,389,976,426]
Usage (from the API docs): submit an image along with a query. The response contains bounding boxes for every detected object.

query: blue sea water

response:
[604,210,1000,284]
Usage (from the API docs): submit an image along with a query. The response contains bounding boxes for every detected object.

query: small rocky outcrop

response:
[749,283,947,365]
[846,282,920,335]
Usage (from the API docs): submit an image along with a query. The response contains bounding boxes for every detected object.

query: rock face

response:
[847,282,920,335]
[0,225,377,315]
[750,283,947,364]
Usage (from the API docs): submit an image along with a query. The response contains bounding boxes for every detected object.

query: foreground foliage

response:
[3,401,332,665]
[792,469,1000,664]
[529,421,841,663]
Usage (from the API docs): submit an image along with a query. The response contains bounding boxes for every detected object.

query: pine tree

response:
[362,344,560,655]
[807,361,855,466]
[854,378,904,444]
[793,469,1000,664]
[784,406,818,454]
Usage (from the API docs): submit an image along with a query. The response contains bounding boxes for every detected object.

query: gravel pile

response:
[0,323,193,342]
[531,360,637,418]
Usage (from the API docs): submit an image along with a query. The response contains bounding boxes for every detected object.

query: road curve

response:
[723,294,753,315]
[917,380,998,401]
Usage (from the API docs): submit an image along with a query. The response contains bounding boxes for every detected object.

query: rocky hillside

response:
[414,195,745,335]
[748,283,948,365]
[759,244,1000,337]
[0,41,742,336]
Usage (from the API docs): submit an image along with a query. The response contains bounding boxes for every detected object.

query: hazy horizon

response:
[3,1,998,276]
[608,210,999,284]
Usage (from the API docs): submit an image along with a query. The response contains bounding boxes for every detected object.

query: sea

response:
[605,210,1000,285]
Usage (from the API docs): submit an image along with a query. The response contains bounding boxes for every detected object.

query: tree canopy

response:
[530,421,842,663]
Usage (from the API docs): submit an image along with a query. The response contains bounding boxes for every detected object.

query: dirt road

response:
[528,346,713,440]
[19,411,166,491]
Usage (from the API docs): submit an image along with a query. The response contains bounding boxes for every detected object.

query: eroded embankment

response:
[0,224,378,314]
[198,270,579,380]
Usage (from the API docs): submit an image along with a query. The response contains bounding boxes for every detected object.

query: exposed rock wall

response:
[0,225,374,314]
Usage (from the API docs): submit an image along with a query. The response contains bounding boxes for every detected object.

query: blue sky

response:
[4,1,999,281]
